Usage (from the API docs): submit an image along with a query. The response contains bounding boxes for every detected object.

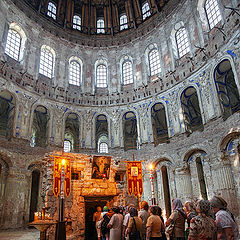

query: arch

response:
[31,105,49,148]
[213,59,240,120]
[219,131,240,152]
[69,56,83,86]
[180,86,204,134]
[151,102,169,146]
[0,90,16,140]
[95,59,108,88]
[122,111,138,151]
[39,45,55,78]
[95,114,108,152]
[5,23,27,61]
[65,112,80,152]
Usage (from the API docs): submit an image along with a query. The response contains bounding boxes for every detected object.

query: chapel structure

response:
[0,0,240,239]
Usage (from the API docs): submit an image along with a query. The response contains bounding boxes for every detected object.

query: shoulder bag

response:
[129,217,141,240]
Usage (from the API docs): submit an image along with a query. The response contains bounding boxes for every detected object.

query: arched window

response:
[97,19,105,34]
[142,2,151,20]
[99,142,108,153]
[5,29,21,61]
[96,115,108,152]
[64,140,71,152]
[176,27,190,58]
[149,49,161,76]
[205,0,222,29]
[47,2,57,20]
[214,59,240,120]
[151,103,168,146]
[69,60,81,86]
[181,87,204,134]
[123,111,138,151]
[96,64,107,88]
[39,45,55,78]
[73,15,81,31]
[122,61,133,85]
[31,106,49,148]
[120,14,128,31]
[65,113,80,152]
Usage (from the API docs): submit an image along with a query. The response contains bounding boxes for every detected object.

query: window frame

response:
[148,48,161,76]
[97,19,105,34]
[96,64,107,88]
[69,60,81,86]
[98,142,108,153]
[39,45,55,79]
[47,2,57,20]
[204,0,222,30]
[120,14,128,31]
[64,140,71,152]
[142,2,151,21]
[73,15,81,31]
[122,60,134,85]
[175,27,190,59]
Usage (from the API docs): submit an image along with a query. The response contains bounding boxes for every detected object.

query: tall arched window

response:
[149,49,161,76]
[96,64,107,88]
[120,14,128,31]
[69,60,81,86]
[96,115,108,152]
[122,61,133,85]
[142,2,151,20]
[73,15,81,31]
[39,45,55,78]
[205,0,222,29]
[5,29,21,61]
[181,87,204,134]
[99,142,108,153]
[64,140,71,152]
[176,27,190,58]
[97,19,105,34]
[151,103,168,146]
[123,112,138,151]
[214,59,240,120]
[47,2,57,20]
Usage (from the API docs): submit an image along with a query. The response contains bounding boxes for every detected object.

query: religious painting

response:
[131,166,138,177]
[91,156,111,179]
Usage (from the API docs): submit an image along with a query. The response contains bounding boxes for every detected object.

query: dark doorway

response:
[161,166,171,218]
[196,157,208,200]
[84,196,113,240]
[29,170,40,222]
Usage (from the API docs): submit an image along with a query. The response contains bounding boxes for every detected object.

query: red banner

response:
[127,161,143,197]
[53,156,71,197]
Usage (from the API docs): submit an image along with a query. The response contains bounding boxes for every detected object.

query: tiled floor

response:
[0,228,40,240]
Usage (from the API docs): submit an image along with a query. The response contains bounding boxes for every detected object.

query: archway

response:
[123,111,137,151]
[214,59,240,120]
[151,103,168,146]
[29,170,40,222]
[0,91,15,140]
[180,86,203,134]
[161,166,171,218]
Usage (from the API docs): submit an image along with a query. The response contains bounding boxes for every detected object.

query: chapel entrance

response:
[84,196,114,240]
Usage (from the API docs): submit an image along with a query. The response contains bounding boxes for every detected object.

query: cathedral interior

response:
[0,0,240,239]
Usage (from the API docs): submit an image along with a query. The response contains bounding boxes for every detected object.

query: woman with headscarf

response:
[210,196,240,240]
[188,200,217,240]
[165,198,187,240]
[107,207,123,240]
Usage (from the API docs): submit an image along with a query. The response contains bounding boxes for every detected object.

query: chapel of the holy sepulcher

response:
[0,0,240,239]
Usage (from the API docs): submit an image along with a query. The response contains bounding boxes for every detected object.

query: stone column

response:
[175,166,193,203]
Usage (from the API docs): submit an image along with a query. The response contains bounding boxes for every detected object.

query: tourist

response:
[210,195,240,240]
[188,199,217,240]
[138,201,150,240]
[107,206,123,240]
[126,207,142,240]
[146,205,164,240]
[165,198,187,240]
[93,206,102,240]
[155,206,166,240]
[101,207,113,240]
[123,204,134,240]
[184,201,197,238]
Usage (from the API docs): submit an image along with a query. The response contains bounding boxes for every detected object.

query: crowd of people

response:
[92,196,240,240]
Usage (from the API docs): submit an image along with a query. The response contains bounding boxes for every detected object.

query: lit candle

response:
[34,212,38,222]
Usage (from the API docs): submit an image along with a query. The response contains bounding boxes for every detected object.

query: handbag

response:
[165,221,175,236]
[129,217,141,240]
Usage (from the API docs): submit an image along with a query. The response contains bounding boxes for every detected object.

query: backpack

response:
[101,214,110,235]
